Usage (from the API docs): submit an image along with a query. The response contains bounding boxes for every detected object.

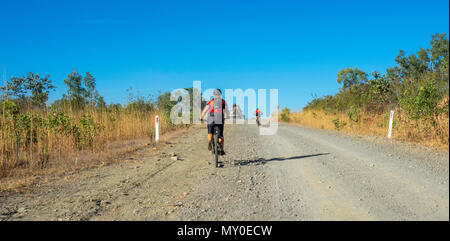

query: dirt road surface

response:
[1,122,448,221]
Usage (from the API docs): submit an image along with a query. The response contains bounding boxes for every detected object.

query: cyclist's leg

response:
[207,124,214,150]
[218,124,225,154]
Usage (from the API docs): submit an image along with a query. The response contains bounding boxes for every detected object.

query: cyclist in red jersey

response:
[200,89,230,155]
[255,108,262,126]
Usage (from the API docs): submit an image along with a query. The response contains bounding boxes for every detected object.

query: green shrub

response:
[47,111,72,135]
[77,113,104,149]
[280,107,291,122]
[347,106,361,123]
[332,118,347,131]
[399,80,445,120]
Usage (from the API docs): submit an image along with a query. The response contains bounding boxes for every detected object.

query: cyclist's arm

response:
[201,105,210,120]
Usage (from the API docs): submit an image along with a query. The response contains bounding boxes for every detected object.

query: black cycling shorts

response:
[207,124,224,139]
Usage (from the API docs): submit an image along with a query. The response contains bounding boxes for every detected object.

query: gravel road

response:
[1,122,448,221]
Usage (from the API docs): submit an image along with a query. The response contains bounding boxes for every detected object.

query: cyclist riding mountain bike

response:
[200,89,230,155]
[232,104,243,120]
[256,108,262,117]
[255,108,262,126]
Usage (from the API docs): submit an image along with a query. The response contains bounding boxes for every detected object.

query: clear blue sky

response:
[0,0,448,111]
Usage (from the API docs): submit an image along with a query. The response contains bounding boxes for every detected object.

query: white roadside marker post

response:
[155,116,160,142]
[388,110,394,139]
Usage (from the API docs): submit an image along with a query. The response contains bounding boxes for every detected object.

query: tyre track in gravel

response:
[257,123,449,220]
[0,126,210,221]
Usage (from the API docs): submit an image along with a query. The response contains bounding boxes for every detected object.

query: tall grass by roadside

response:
[0,101,177,178]
[0,69,207,193]
[281,109,449,150]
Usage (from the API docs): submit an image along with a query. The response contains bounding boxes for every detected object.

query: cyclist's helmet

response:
[213,89,222,96]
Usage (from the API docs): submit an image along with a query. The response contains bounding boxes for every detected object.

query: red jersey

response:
[207,99,226,114]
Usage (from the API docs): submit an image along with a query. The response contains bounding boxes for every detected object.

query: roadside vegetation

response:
[281,33,449,150]
[0,69,186,192]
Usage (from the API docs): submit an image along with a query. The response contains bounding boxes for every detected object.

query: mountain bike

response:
[201,119,224,168]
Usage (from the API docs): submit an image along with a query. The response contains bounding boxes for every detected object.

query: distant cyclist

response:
[200,89,230,155]
[255,108,262,126]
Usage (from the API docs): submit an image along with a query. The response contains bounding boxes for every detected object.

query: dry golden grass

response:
[283,109,449,151]
[0,108,181,193]
[0,123,194,195]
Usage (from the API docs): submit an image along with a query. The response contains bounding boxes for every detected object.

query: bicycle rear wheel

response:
[214,126,220,167]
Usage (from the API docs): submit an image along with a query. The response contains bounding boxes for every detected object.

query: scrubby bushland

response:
[285,33,449,149]
[0,70,185,178]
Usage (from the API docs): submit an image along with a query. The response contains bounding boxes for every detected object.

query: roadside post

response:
[155,116,160,142]
[388,110,394,139]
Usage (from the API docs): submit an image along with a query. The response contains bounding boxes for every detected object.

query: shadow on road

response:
[233,153,330,166]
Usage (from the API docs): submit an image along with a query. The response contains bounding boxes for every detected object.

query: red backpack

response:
[208,99,226,115]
